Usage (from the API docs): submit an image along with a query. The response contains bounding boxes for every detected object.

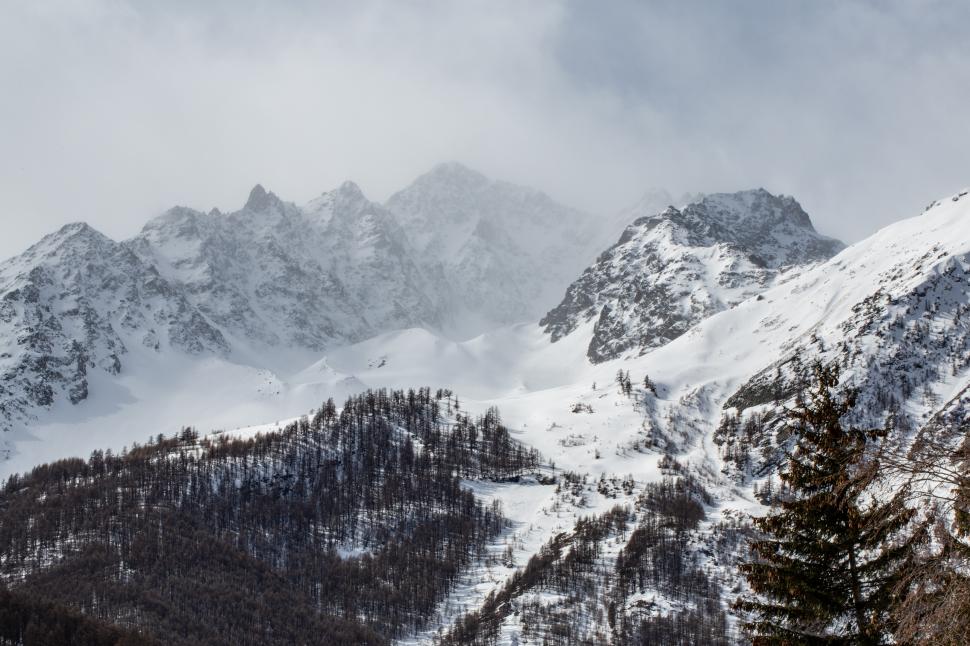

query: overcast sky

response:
[2,0,969,261]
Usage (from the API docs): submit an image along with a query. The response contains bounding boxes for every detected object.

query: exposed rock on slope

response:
[541,189,844,363]
[0,223,227,431]
[128,182,439,352]
[718,190,970,467]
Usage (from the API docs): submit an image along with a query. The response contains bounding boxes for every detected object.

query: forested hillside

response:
[441,473,736,646]
[0,389,540,645]
[0,587,154,646]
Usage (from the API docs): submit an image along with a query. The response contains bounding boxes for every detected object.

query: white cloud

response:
[1,0,969,260]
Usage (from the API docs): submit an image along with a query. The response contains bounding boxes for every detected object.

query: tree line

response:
[440,473,730,645]
[0,387,541,645]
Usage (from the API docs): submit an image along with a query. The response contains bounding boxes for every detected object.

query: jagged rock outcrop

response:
[0,222,227,430]
[128,182,440,351]
[541,189,844,362]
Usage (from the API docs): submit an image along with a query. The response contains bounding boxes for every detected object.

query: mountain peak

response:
[45,221,113,250]
[244,184,283,212]
[542,187,844,362]
[695,189,813,230]
[57,221,97,236]
[419,161,490,190]
[137,207,205,239]
[336,180,364,199]
[0,221,120,281]
[328,181,372,216]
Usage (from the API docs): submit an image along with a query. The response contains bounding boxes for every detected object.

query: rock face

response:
[0,223,228,431]
[385,162,603,334]
[128,182,439,352]
[541,189,845,363]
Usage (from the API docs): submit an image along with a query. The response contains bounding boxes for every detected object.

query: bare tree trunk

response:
[847,548,870,641]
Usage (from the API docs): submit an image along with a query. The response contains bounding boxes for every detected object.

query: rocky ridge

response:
[541,189,844,362]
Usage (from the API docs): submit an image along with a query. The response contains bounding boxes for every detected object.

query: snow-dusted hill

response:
[541,189,844,362]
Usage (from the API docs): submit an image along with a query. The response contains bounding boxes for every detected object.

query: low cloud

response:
[1,0,969,260]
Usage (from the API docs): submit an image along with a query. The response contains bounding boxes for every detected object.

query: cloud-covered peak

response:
[414,162,490,192]
[244,184,284,213]
[335,180,365,199]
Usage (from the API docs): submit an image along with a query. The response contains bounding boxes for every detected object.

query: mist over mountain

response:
[0,164,615,438]
[387,162,609,335]
[7,2,970,643]
[128,181,438,354]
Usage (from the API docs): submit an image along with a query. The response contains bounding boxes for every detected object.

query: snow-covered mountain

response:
[0,222,227,436]
[127,164,609,353]
[541,189,845,362]
[128,182,440,355]
[397,187,970,644]
[0,165,607,440]
[4,171,970,644]
[385,162,606,334]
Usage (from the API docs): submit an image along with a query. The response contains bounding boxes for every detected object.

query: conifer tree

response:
[736,363,922,644]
